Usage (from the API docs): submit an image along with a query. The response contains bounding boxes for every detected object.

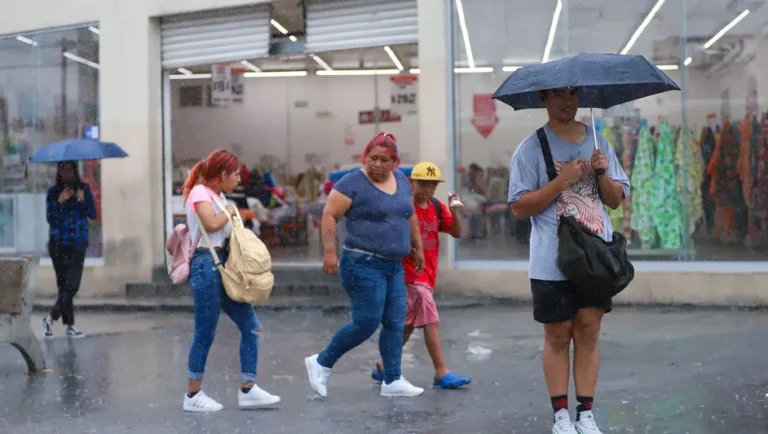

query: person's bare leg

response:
[378,325,414,372]
[542,321,574,397]
[572,308,603,398]
[188,379,202,395]
[423,323,449,379]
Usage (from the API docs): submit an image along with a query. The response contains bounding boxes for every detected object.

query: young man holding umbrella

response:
[507,86,629,434]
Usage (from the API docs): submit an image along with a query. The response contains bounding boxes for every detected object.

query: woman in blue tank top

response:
[304,131,426,398]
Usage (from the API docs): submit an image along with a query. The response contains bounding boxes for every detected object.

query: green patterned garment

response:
[651,120,683,249]
[675,127,704,235]
[630,126,657,248]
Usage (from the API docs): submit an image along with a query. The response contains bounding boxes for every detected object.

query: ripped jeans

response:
[188,250,261,384]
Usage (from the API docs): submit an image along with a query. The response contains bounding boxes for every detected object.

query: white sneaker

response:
[552,409,577,434]
[183,391,223,413]
[304,354,331,398]
[574,411,603,434]
[380,376,424,397]
[238,385,281,408]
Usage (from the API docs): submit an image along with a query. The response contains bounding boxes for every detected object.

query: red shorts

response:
[405,282,439,327]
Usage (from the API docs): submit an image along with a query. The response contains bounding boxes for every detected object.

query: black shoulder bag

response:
[536,127,634,298]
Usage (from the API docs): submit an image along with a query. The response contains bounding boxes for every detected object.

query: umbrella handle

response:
[590,108,606,176]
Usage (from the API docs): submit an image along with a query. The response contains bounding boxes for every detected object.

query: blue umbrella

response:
[493,53,680,110]
[493,53,680,159]
[28,139,129,163]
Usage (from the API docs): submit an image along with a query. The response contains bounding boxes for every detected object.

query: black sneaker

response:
[66,327,85,338]
[42,318,53,338]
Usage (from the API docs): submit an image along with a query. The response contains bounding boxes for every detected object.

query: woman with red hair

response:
[304,131,426,398]
[181,149,280,412]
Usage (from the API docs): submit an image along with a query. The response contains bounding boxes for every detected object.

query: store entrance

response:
[162,44,420,264]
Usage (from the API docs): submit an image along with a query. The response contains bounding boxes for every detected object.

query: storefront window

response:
[451,0,762,262]
[167,45,419,263]
[0,25,101,259]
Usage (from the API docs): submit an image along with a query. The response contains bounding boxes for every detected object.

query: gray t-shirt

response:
[508,124,630,281]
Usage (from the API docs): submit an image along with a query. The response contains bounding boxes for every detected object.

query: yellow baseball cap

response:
[410,161,444,182]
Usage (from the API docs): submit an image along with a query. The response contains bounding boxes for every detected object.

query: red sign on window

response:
[471,94,499,138]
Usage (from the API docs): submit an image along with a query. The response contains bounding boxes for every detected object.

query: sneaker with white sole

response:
[304,354,331,398]
[66,327,85,338]
[42,318,53,338]
[574,411,603,434]
[380,376,424,397]
[552,409,578,434]
[183,391,223,413]
[238,385,281,408]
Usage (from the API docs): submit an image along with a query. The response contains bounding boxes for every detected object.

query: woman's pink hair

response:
[361,131,399,164]
[182,149,241,201]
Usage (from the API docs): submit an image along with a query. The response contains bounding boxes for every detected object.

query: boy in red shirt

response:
[372,162,471,389]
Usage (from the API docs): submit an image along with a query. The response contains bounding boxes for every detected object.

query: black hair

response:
[53,161,84,195]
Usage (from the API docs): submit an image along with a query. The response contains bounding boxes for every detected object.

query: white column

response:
[95,5,164,292]
[418,0,455,267]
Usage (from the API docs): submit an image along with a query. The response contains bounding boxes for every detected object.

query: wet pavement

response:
[2,306,768,433]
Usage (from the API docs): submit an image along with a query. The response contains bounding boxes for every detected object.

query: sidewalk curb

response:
[32,296,768,315]
[31,298,492,315]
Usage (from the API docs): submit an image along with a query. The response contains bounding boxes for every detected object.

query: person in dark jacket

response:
[42,161,96,338]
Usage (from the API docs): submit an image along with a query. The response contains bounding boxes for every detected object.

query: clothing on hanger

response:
[630,125,657,248]
[675,127,704,235]
[651,120,683,249]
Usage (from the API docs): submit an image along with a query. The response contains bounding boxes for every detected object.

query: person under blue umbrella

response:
[41,161,96,339]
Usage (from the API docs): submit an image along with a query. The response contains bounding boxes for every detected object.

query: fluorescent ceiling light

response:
[15,35,37,46]
[620,0,667,55]
[502,66,521,72]
[703,9,750,49]
[271,18,298,42]
[170,73,212,80]
[178,68,193,75]
[384,46,404,71]
[455,0,475,68]
[407,67,493,74]
[88,26,100,35]
[317,69,400,76]
[271,19,290,35]
[684,57,693,66]
[656,64,678,71]
[240,60,261,72]
[542,0,563,63]
[244,71,307,78]
[63,52,99,69]
[455,66,494,74]
[311,55,332,71]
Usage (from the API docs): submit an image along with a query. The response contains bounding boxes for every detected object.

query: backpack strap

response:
[430,197,444,232]
[536,127,558,183]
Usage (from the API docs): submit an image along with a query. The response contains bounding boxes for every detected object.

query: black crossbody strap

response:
[536,127,558,183]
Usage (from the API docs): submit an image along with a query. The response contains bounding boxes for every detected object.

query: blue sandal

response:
[433,372,471,389]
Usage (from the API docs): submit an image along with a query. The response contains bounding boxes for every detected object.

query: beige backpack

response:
[195,197,274,304]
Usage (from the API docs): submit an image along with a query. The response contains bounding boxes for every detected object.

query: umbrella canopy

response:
[29,139,129,163]
[493,53,680,110]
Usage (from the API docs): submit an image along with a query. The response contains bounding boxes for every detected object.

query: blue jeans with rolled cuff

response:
[317,249,407,384]
[187,250,261,384]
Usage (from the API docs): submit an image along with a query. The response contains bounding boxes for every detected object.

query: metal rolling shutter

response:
[305,0,418,53]
[160,5,270,69]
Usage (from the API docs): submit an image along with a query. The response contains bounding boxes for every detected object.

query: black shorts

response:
[530,279,612,324]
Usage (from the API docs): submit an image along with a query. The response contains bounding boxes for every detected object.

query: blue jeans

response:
[188,250,261,384]
[317,249,407,384]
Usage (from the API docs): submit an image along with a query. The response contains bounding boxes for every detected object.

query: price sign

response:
[211,64,232,105]
[389,75,418,114]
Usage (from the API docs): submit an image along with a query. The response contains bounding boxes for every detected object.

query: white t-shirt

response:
[186,184,231,249]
